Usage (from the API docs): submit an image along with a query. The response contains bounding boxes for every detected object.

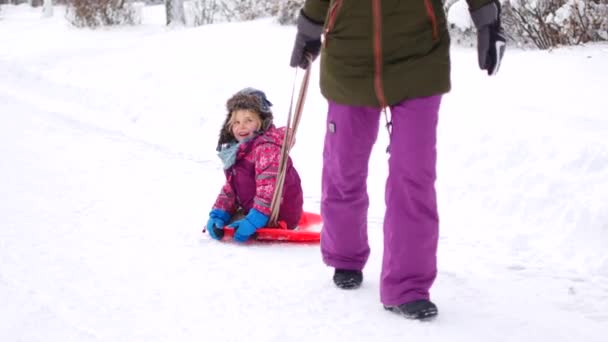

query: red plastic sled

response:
[221,211,322,243]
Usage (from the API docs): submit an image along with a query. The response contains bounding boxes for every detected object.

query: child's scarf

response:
[217,136,255,170]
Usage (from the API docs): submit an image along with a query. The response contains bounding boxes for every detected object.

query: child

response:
[206,87,304,242]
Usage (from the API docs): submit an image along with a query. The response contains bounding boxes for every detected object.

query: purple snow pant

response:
[321,95,441,306]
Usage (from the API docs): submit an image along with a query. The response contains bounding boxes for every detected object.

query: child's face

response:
[230,109,262,142]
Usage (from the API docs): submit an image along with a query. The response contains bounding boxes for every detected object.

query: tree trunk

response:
[43,0,53,17]
[165,0,185,26]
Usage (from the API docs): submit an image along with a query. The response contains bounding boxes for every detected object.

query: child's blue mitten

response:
[229,208,269,242]
[206,209,231,240]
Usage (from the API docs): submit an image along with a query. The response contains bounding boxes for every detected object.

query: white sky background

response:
[1,4,608,342]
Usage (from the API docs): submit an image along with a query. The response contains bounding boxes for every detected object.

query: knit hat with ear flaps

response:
[217,87,274,151]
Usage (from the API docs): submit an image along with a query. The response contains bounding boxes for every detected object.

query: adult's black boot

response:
[384,299,438,320]
[332,269,363,289]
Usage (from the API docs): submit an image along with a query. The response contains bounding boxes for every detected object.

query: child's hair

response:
[217,88,274,150]
[226,109,262,131]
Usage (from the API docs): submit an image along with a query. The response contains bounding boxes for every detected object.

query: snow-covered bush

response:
[225,0,277,21]
[445,0,477,46]
[442,0,607,49]
[276,0,302,25]
[66,0,141,28]
[184,0,220,26]
[184,0,280,26]
[503,0,608,49]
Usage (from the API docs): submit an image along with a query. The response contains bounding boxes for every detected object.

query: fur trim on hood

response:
[217,87,273,151]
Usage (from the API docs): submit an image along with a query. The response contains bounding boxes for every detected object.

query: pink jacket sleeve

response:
[212,180,237,214]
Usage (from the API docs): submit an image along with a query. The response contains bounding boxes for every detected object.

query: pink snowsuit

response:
[213,126,303,228]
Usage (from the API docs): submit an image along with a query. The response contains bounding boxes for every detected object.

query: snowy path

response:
[1,91,606,341]
[1,4,607,341]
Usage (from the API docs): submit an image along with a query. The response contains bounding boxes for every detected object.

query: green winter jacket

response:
[302,0,493,107]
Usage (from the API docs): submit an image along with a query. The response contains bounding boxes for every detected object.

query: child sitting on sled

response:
[206,87,304,242]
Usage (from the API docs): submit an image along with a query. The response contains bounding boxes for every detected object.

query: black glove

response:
[289,11,324,69]
[471,0,506,76]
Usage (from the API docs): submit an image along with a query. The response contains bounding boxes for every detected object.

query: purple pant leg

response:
[321,101,381,270]
[381,95,442,305]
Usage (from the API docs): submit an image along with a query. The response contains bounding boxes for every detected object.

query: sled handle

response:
[268,55,312,227]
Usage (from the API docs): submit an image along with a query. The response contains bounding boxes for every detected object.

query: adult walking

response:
[289,0,505,319]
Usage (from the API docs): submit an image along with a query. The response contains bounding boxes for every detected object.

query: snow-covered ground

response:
[1,4,607,342]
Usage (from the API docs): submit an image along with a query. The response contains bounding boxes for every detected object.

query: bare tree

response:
[43,0,53,17]
[165,0,185,26]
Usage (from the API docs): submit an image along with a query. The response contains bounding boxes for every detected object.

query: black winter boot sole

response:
[384,299,438,320]
[332,269,363,290]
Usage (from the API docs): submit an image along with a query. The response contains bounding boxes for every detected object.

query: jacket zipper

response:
[424,0,439,41]
[372,0,387,108]
[323,0,343,48]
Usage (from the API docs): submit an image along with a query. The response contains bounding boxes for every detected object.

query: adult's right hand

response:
[289,10,324,69]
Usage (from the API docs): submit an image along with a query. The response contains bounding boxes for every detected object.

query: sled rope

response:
[268,56,312,227]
